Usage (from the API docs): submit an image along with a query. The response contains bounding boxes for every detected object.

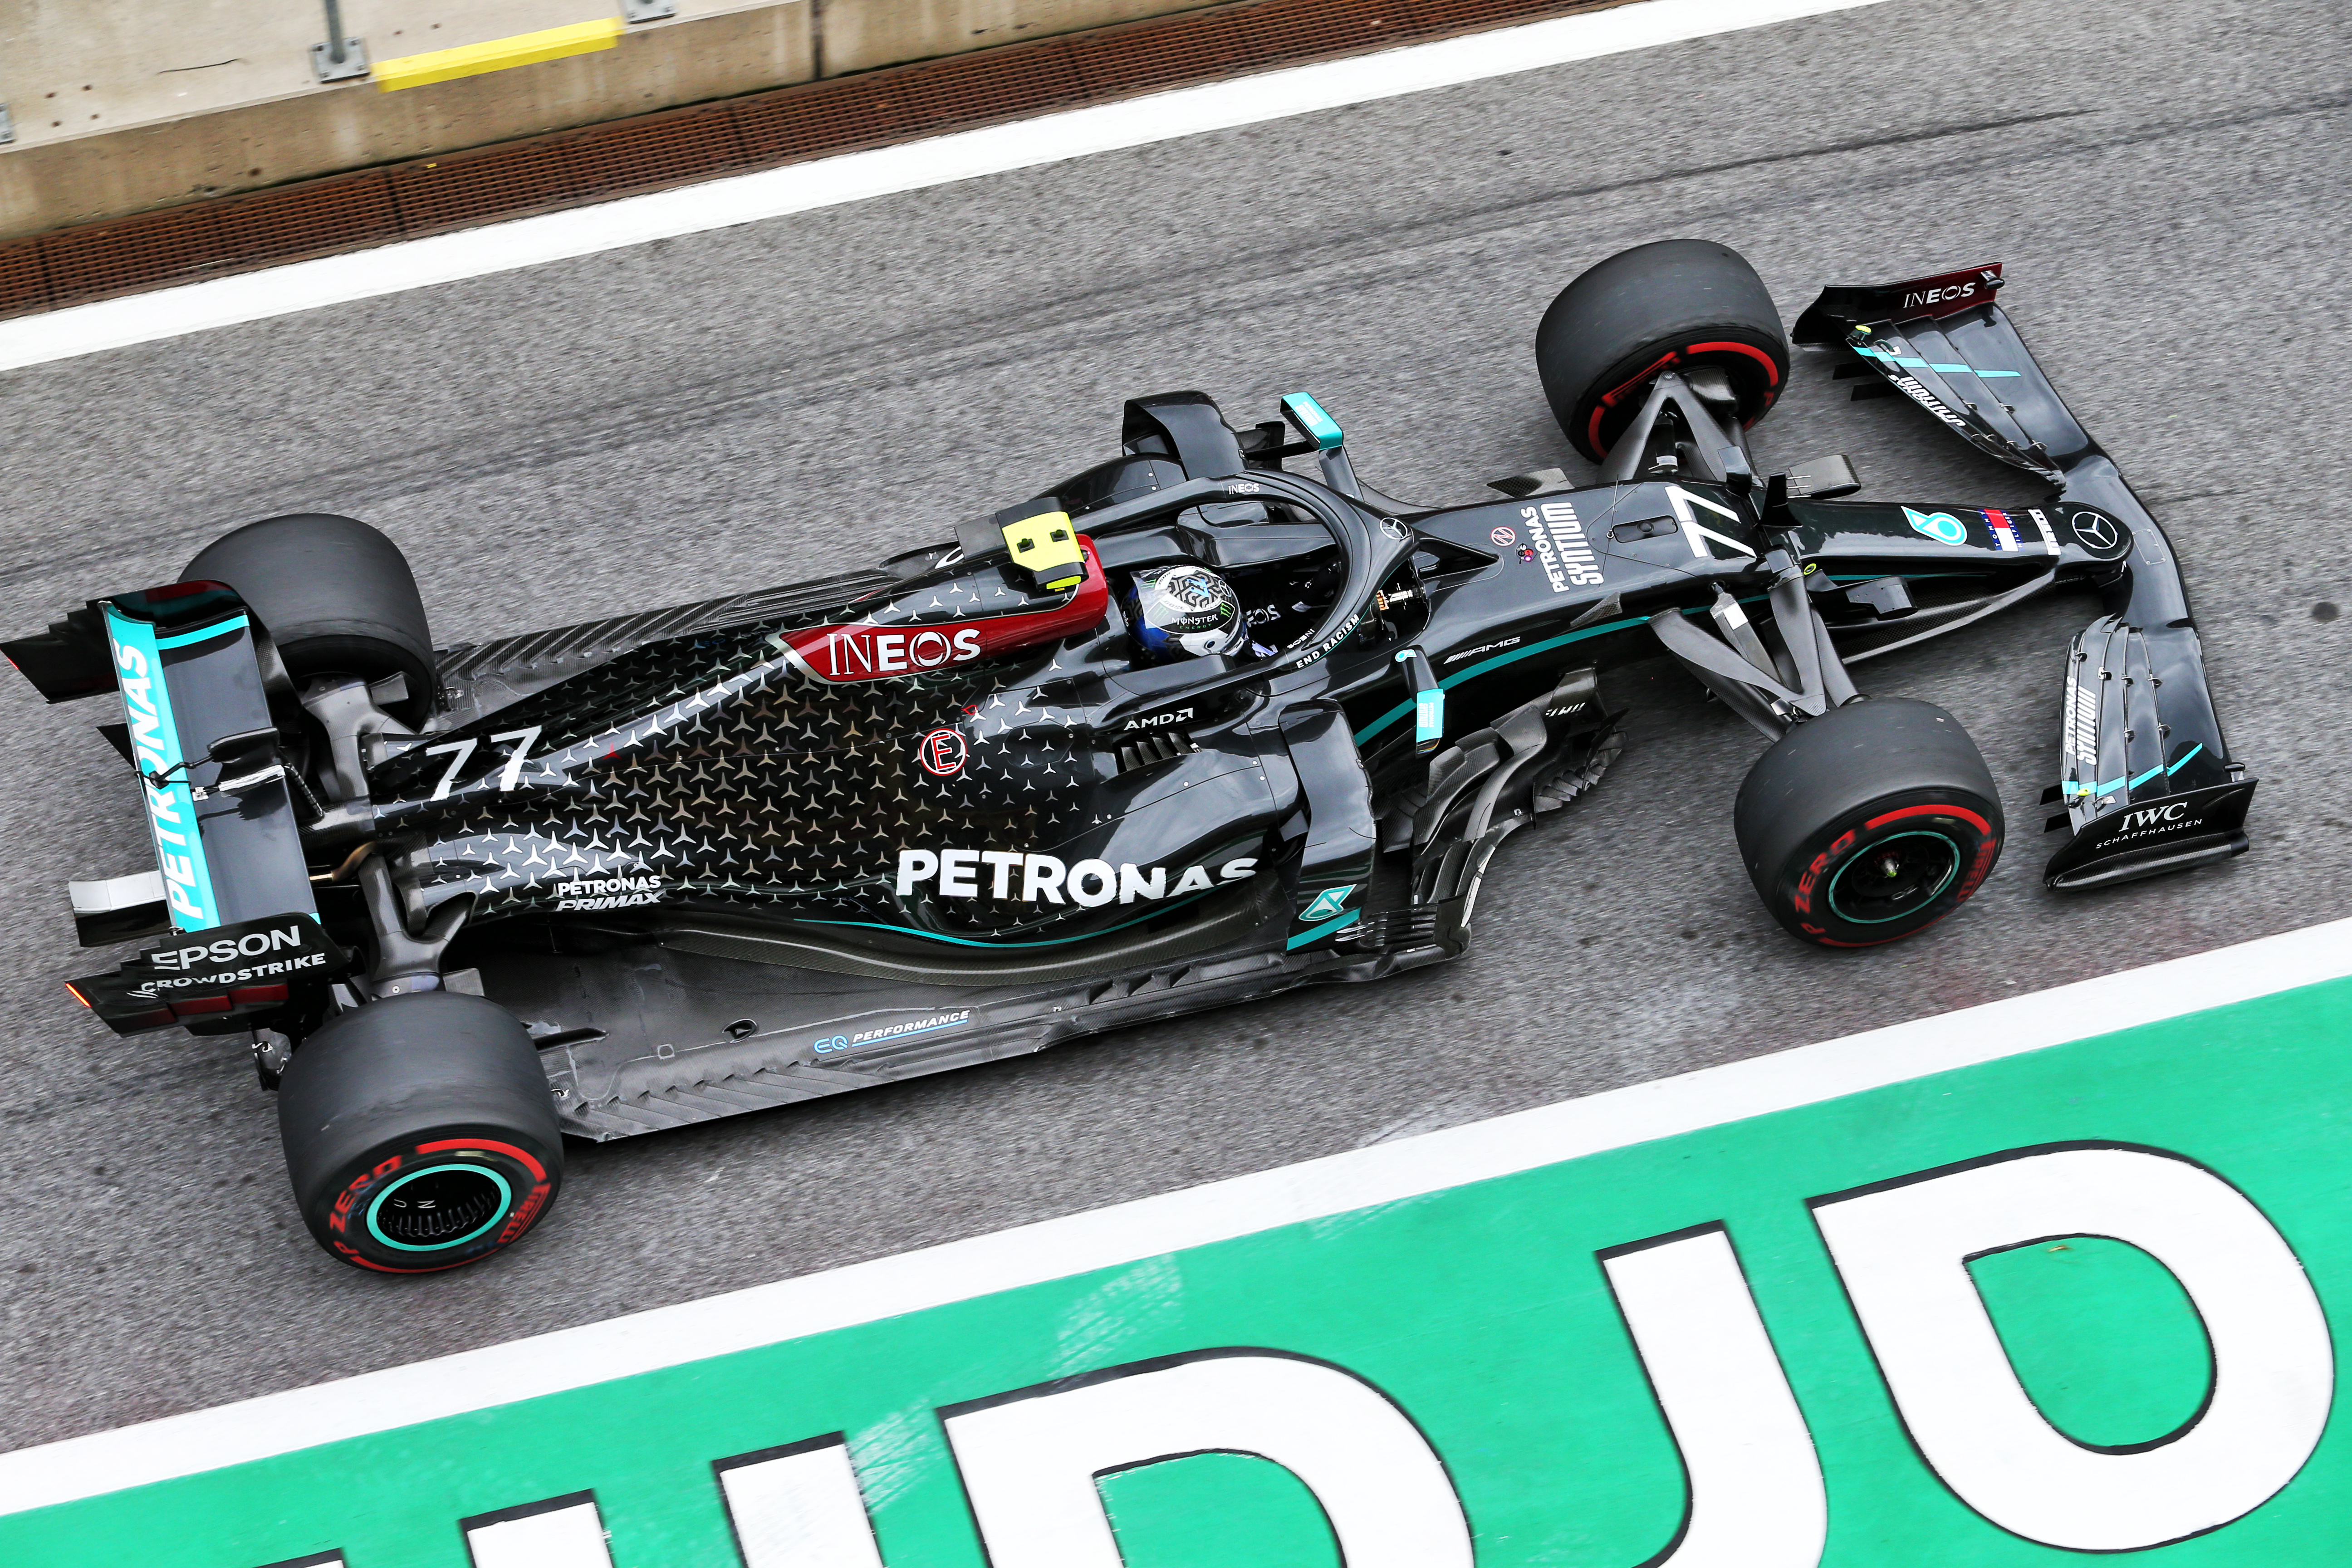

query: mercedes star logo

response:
[2070,511,2120,553]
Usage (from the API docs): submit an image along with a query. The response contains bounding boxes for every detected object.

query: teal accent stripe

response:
[1854,343,2019,378]
[804,893,1210,949]
[2072,744,2208,800]
[153,613,250,650]
[366,1164,514,1254]
[1286,909,1362,950]
[102,605,222,932]
[1354,616,1648,745]
[1282,392,1345,451]
[1362,568,2018,750]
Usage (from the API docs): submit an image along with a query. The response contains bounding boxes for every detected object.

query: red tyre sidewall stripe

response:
[1588,348,1681,454]
[1864,802,1992,836]
[1684,339,1782,388]
[332,1244,486,1274]
[323,1137,557,1270]
[1791,802,2000,942]
[1588,339,1784,455]
[418,1135,547,1182]
[1812,909,1960,949]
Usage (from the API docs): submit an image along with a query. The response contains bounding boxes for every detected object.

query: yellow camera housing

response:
[999,508,1087,592]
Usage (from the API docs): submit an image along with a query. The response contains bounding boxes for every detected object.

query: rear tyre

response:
[278,991,564,1273]
[184,514,434,723]
[1734,699,2004,947]
[1535,239,1791,462]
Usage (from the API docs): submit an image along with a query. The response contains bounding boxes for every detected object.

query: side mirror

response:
[1280,392,1346,451]
[1774,453,1862,500]
[1720,445,1755,497]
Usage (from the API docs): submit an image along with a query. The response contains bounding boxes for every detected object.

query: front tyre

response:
[1734,699,2004,947]
[278,991,564,1272]
[1535,239,1791,462]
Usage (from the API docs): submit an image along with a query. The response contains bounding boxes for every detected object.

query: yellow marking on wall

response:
[373,18,626,93]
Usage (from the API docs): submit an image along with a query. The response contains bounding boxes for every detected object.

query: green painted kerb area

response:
[10,977,2352,1566]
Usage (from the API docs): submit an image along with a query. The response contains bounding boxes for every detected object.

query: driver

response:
[1125,564,1257,662]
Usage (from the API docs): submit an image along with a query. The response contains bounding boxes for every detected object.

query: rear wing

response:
[9,583,344,1033]
[96,583,320,937]
[1794,263,2254,890]
[7,582,320,937]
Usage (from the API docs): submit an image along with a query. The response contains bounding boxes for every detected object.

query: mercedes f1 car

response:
[5,240,2252,1271]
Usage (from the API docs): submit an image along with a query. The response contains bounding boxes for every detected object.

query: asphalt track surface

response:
[0,0,2346,1452]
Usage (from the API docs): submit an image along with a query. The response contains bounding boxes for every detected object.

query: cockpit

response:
[1058,390,1372,673]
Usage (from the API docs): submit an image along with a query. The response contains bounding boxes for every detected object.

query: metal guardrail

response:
[312,0,371,82]
[309,0,676,83]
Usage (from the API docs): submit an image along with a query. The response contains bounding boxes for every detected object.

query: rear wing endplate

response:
[88,584,318,936]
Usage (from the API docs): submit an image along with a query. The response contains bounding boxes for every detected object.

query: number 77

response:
[421,725,542,802]
[491,725,542,792]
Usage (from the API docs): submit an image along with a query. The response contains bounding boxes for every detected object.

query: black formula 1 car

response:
[6,240,2251,1271]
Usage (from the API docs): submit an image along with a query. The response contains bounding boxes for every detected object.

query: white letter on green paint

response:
[716,1438,885,1568]
[463,1494,613,1568]
[942,1350,1473,1568]
[1813,1145,2333,1551]
[1602,1226,1828,1566]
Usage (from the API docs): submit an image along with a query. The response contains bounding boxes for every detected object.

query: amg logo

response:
[1446,636,1522,666]
[155,924,308,971]
[1122,707,1193,731]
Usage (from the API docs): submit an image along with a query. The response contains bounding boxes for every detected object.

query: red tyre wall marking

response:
[324,1139,556,1268]
[1585,341,1785,456]
[1808,803,2001,947]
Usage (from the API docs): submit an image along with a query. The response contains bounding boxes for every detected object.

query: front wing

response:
[1796,263,2254,889]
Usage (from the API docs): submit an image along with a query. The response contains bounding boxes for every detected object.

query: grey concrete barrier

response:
[0,0,1218,240]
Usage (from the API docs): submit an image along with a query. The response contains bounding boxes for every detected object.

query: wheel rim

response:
[365,1162,514,1253]
[1827,830,1962,926]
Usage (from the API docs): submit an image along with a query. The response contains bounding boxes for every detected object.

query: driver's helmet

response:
[1126,564,1246,661]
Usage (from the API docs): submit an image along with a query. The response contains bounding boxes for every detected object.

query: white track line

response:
[0,0,1901,375]
[1,911,2347,1511]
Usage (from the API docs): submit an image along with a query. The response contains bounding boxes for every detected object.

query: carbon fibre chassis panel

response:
[428,568,894,731]
[491,714,1618,1140]
[492,876,1459,1140]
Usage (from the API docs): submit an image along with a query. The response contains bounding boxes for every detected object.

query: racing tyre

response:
[184,513,435,723]
[277,991,563,1273]
[1536,239,1790,462]
[1734,699,2004,947]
